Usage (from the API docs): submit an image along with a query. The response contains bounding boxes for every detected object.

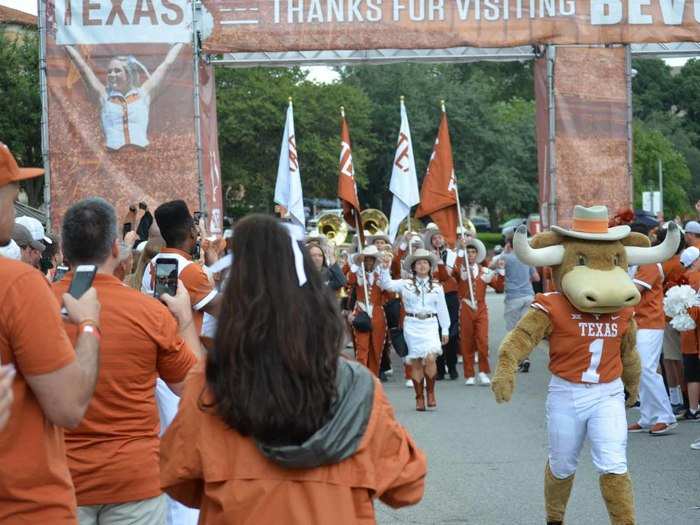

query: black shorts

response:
[683,354,700,383]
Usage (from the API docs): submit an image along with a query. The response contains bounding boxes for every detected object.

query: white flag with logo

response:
[274,101,305,227]
[388,100,420,241]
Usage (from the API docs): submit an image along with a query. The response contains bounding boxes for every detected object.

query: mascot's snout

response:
[561,266,640,313]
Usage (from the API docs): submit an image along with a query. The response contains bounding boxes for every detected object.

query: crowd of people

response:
[2,136,700,524]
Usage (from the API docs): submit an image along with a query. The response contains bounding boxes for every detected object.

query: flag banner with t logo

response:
[416,110,459,246]
[388,99,420,242]
[274,100,305,228]
[338,111,362,232]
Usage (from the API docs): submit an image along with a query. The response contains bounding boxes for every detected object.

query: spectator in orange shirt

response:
[141,200,220,524]
[684,220,700,249]
[53,198,201,525]
[0,142,102,524]
[160,215,426,523]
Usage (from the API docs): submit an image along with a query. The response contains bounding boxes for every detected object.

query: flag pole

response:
[343,104,371,315]
[443,99,475,308]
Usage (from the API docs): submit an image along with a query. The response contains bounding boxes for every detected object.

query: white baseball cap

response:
[15,216,51,245]
[680,246,700,268]
[0,239,21,260]
[685,221,700,235]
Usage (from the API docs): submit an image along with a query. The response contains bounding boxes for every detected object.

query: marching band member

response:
[425,224,461,380]
[347,246,387,377]
[378,249,450,410]
[453,237,504,386]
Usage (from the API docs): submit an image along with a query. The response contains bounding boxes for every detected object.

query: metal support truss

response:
[209,43,699,67]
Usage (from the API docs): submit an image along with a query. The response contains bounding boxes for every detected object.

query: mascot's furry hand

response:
[492,309,551,404]
[620,319,642,408]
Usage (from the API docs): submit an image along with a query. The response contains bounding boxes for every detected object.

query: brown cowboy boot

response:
[412,379,426,411]
[600,473,636,525]
[544,462,575,524]
[425,376,437,408]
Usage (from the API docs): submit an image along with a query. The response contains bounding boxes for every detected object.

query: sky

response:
[0,1,689,72]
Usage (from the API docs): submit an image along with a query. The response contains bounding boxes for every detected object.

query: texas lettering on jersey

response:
[532,292,633,384]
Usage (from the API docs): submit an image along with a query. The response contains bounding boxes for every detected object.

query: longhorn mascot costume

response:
[491,206,680,525]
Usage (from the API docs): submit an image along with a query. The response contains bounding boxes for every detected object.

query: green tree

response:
[632,121,692,218]
[216,67,376,218]
[631,58,675,121]
[0,32,42,205]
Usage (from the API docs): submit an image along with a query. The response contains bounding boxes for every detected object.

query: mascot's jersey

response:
[531,292,634,384]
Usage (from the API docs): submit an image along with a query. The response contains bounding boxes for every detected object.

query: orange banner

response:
[202,0,700,53]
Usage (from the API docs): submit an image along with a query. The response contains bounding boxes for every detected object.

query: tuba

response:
[360,209,389,235]
[317,212,349,244]
[397,216,424,236]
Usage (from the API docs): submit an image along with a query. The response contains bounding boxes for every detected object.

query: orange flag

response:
[338,110,363,243]
[416,110,459,245]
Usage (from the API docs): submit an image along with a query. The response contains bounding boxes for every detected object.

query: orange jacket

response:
[161,362,426,525]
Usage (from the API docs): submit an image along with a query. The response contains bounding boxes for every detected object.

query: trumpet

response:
[317,212,349,244]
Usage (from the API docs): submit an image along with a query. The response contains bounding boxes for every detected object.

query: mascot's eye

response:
[577,255,587,266]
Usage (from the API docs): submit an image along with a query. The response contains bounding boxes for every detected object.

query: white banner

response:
[55,0,193,45]
[388,99,419,241]
[274,101,306,228]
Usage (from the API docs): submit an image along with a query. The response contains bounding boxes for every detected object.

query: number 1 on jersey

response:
[581,338,604,383]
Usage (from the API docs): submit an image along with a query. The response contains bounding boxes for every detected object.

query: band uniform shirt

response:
[531,292,633,384]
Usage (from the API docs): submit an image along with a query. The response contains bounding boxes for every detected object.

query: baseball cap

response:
[680,246,700,268]
[0,142,43,187]
[0,239,21,260]
[15,216,51,245]
[685,221,700,235]
[11,223,45,253]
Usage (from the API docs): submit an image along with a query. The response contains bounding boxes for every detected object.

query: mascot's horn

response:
[625,222,681,265]
[513,226,565,267]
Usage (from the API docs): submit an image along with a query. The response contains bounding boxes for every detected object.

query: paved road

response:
[376,292,700,525]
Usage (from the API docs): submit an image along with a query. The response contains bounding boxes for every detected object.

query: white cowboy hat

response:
[461,237,487,264]
[403,248,439,273]
[550,205,630,241]
[367,231,391,245]
[423,223,443,249]
[352,244,381,266]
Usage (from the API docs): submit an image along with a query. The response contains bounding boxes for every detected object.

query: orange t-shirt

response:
[53,273,197,506]
[160,364,426,525]
[662,255,684,292]
[632,264,666,330]
[531,292,633,384]
[0,259,78,524]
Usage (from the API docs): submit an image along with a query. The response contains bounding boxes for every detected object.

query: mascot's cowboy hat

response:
[352,244,382,266]
[461,237,487,264]
[551,205,630,241]
[403,248,439,273]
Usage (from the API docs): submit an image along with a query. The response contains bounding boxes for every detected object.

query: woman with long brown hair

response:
[160,214,426,523]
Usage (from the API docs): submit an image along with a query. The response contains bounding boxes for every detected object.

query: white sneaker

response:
[385,368,394,376]
[405,379,413,388]
[691,438,700,450]
[465,377,476,386]
[478,372,491,386]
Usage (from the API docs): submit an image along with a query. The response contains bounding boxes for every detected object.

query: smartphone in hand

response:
[154,258,178,299]
[68,265,97,299]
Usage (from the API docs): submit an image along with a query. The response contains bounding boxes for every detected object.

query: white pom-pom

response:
[670,313,696,332]
[664,285,700,332]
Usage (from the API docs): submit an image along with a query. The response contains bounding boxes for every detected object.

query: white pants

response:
[546,376,628,479]
[504,295,534,332]
[156,380,200,525]
[636,329,675,427]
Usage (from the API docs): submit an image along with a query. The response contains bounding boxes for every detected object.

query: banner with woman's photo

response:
[43,0,220,231]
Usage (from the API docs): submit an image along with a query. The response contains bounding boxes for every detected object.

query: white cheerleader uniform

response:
[379,269,450,360]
